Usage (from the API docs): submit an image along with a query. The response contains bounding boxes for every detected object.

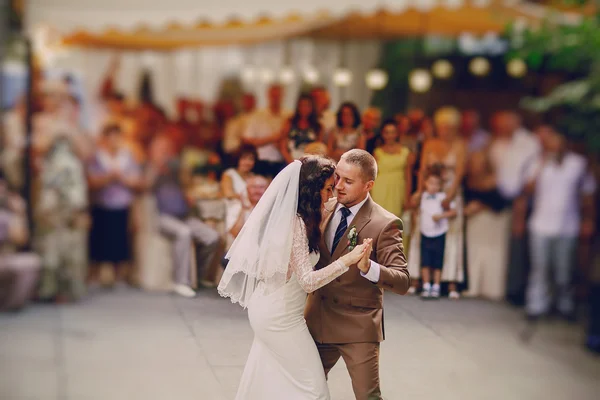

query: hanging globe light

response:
[259,68,275,84]
[333,68,353,87]
[241,66,256,84]
[279,66,295,84]
[431,60,454,79]
[303,66,320,84]
[469,57,491,76]
[365,69,389,90]
[409,69,432,93]
[506,58,527,78]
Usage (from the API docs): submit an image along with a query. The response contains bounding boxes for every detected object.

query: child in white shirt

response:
[413,166,457,299]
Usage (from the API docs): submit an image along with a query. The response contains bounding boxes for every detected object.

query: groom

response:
[305,149,410,400]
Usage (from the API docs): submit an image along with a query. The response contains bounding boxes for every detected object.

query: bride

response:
[218,156,372,400]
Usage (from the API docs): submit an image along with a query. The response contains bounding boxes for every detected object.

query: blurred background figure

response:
[409,107,467,299]
[243,85,287,178]
[522,125,596,321]
[310,86,335,141]
[370,119,413,218]
[362,107,382,155]
[87,123,143,287]
[223,93,257,164]
[327,101,365,161]
[280,94,321,163]
[0,171,41,310]
[33,79,91,303]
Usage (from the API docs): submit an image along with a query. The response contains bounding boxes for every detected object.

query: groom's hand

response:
[357,239,373,274]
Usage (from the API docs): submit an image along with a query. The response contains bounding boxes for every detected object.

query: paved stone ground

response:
[1,286,599,400]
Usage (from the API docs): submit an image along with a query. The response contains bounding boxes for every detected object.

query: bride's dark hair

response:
[298,156,337,253]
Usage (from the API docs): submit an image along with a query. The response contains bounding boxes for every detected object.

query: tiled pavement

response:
[1,286,599,400]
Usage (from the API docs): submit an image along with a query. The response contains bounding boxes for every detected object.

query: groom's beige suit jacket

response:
[305,196,410,344]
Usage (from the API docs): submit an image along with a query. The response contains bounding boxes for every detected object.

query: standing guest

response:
[362,107,382,155]
[223,94,256,165]
[310,86,336,141]
[463,146,511,300]
[462,110,491,153]
[412,166,457,299]
[88,123,143,286]
[327,102,365,162]
[280,94,321,163]
[33,79,91,303]
[146,136,220,297]
[489,111,541,305]
[408,107,467,299]
[523,126,596,320]
[243,85,287,177]
[370,119,414,218]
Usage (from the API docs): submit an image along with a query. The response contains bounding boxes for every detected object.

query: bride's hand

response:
[341,243,369,265]
[357,239,373,274]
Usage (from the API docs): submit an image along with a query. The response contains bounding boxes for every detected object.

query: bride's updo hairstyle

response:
[298,156,336,253]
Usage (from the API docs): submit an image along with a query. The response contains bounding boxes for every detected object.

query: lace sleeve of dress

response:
[290,216,349,293]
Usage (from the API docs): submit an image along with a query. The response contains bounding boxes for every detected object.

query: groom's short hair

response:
[340,149,377,182]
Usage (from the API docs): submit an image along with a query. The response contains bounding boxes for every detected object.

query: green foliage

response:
[371,40,423,117]
[507,10,600,150]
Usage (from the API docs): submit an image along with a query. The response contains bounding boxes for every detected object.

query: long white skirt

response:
[235,275,330,400]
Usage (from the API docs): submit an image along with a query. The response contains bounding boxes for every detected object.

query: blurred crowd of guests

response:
[1,58,599,352]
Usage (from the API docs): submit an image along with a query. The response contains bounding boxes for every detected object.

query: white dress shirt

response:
[325,196,381,283]
[489,128,541,200]
[419,192,454,237]
[243,108,287,162]
[527,152,596,237]
[223,112,252,154]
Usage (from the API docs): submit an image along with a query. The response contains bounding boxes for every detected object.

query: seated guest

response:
[0,171,41,311]
[222,145,257,238]
[225,174,269,251]
[188,163,225,230]
[147,136,220,297]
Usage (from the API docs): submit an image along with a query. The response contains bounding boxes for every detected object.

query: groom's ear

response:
[365,180,374,192]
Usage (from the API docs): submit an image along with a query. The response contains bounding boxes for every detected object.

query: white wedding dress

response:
[234,216,349,400]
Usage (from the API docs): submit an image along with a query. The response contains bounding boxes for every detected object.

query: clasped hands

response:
[344,238,374,274]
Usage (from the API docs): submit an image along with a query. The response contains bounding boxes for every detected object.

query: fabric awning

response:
[25,0,594,50]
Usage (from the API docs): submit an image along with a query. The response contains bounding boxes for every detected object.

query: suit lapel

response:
[331,197,373,261]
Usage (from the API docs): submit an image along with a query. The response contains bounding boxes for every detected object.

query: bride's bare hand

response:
[344,243,368,265]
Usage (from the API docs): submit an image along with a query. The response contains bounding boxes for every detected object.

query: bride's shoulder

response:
[294,214,306,229]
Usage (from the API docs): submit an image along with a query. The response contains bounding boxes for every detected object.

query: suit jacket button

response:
[333,297,339,304]
[321,295,326,300]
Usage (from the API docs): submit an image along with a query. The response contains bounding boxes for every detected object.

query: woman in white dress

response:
[218,156,371,400]
[221,145,257,248]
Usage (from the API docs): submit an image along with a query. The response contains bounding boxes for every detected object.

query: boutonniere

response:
[347,225,358,251]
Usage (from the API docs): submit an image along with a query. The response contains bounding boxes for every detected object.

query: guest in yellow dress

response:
[371,119,414,217]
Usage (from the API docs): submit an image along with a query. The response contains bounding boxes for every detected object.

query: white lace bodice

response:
[288,216,348,293]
